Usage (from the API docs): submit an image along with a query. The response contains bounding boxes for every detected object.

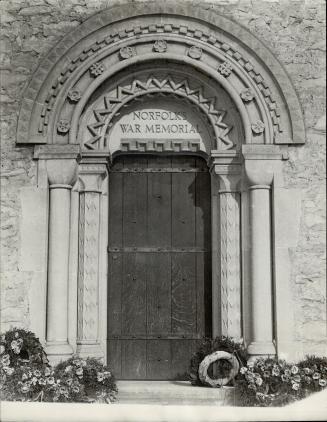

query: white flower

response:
[255,377,263,386]
[97,372,104,382]
[0,345,5,355]
[1,354,10,366]
[319,379,326,387]
[14,332,19,339]
[103,371,111,378]
[291,365,299,375]
[75,367,83,376]
[4,367,14,376]
[313,372,321,380]
[44,367,51,377]
[22,373,28,381]
[33,370,41,378]
[47,377,55,385]
[38,378,46,386]
[240,367,248,374]
[31,377,38,385]
[65,365,72,373]
[292,382,300,390]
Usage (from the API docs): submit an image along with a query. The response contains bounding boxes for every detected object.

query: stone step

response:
[115,381,236,405]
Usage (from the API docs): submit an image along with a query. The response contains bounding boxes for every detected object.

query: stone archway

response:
[18,2,305,364]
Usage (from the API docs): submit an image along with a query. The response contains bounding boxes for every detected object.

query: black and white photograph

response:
[0,0,326,421]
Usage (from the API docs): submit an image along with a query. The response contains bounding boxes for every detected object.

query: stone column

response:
[243,145,283,359]
[76,163,107,359]
[45,156,79,362]
[211,151,242,340]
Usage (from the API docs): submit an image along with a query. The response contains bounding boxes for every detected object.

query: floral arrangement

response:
[236,355,327,407]
[189,336,248,386]
[0,328,47,367]
[0,328,117,403]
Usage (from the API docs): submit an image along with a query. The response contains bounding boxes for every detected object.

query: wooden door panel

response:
[147,340,171,380]
[147,172,171,247]
[108,252,123,335]
[171,340,199,379]
[122,253,147,335]
[172,172,196,248]
[123,171,147,247]
[171,253,197,334]
[147,253,171,334]
[121,340,147,379]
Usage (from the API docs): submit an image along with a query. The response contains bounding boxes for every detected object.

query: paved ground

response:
[1,383,327,422]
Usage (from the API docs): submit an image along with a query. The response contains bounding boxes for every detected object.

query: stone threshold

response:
[2,388,327,422]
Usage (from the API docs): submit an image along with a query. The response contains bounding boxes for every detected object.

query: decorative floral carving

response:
[240,88,255,102]
[119,46,135,60]
[89,62,105,77]
[67,89,82,102]
[251,120,265,134]
[153,40,167,53]
[188,46,202,60]
[218,61,233,77]
[57,119,70,134]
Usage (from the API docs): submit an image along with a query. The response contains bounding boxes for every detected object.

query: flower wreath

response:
[189,336,248,387]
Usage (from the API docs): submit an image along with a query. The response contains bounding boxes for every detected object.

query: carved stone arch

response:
[17,1,305,148]
[22,2,306,365]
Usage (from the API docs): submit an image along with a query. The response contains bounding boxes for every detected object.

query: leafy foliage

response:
[189,336,248,386]
[235,356,327,407]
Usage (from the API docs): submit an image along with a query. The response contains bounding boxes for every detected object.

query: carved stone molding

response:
[17,4,305,148]
[85,75,233,151]
[121,138,201,153]
[76,165,107,358]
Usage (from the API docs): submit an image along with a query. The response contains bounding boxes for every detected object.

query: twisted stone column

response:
[76,163,107,359]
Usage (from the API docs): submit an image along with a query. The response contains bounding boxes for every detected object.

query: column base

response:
[247,341,276,361]
[45,341,73,365]
[76,342,104,361]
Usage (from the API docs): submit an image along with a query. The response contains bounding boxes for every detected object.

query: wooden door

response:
[107,155,211,380]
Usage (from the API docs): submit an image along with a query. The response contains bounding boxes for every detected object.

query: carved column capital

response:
[242,145,285,188]
[78,164,107,193]
[210,150,242,192]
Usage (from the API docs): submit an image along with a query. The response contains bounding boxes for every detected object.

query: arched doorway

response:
[107,154,211,379]
[18,2,305,364]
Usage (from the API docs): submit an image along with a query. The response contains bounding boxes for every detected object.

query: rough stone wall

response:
[0,0,326,356]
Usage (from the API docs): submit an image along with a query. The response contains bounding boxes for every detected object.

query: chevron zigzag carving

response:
[85,75,233,151]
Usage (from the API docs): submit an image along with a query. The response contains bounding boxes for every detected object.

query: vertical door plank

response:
[171,340,198,379]
[147,340,171,380]
[107,252,122,335]
[147,171,171,247]
[123,157,148,248]
[172,160,196,248]
[122,340,146,379]
[109,171,123,247]
[195,170,211,249]
[147,253,171,335]
[107,339,122,378]
[171,253,197,334]
[122,253,146,335]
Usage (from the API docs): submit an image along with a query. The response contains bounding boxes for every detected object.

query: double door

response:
[107,155,212,380]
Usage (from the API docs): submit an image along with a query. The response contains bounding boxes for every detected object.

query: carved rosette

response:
[67,89,82,102]
[77,165,107,357]
[188,45,202,60]
[218,61,233,77]
[57,119,70,134]
[119,46,136,60]
[251,120,265,134]
[240,88,255,102]
[153,39,167,53]
[90,62,105,77]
